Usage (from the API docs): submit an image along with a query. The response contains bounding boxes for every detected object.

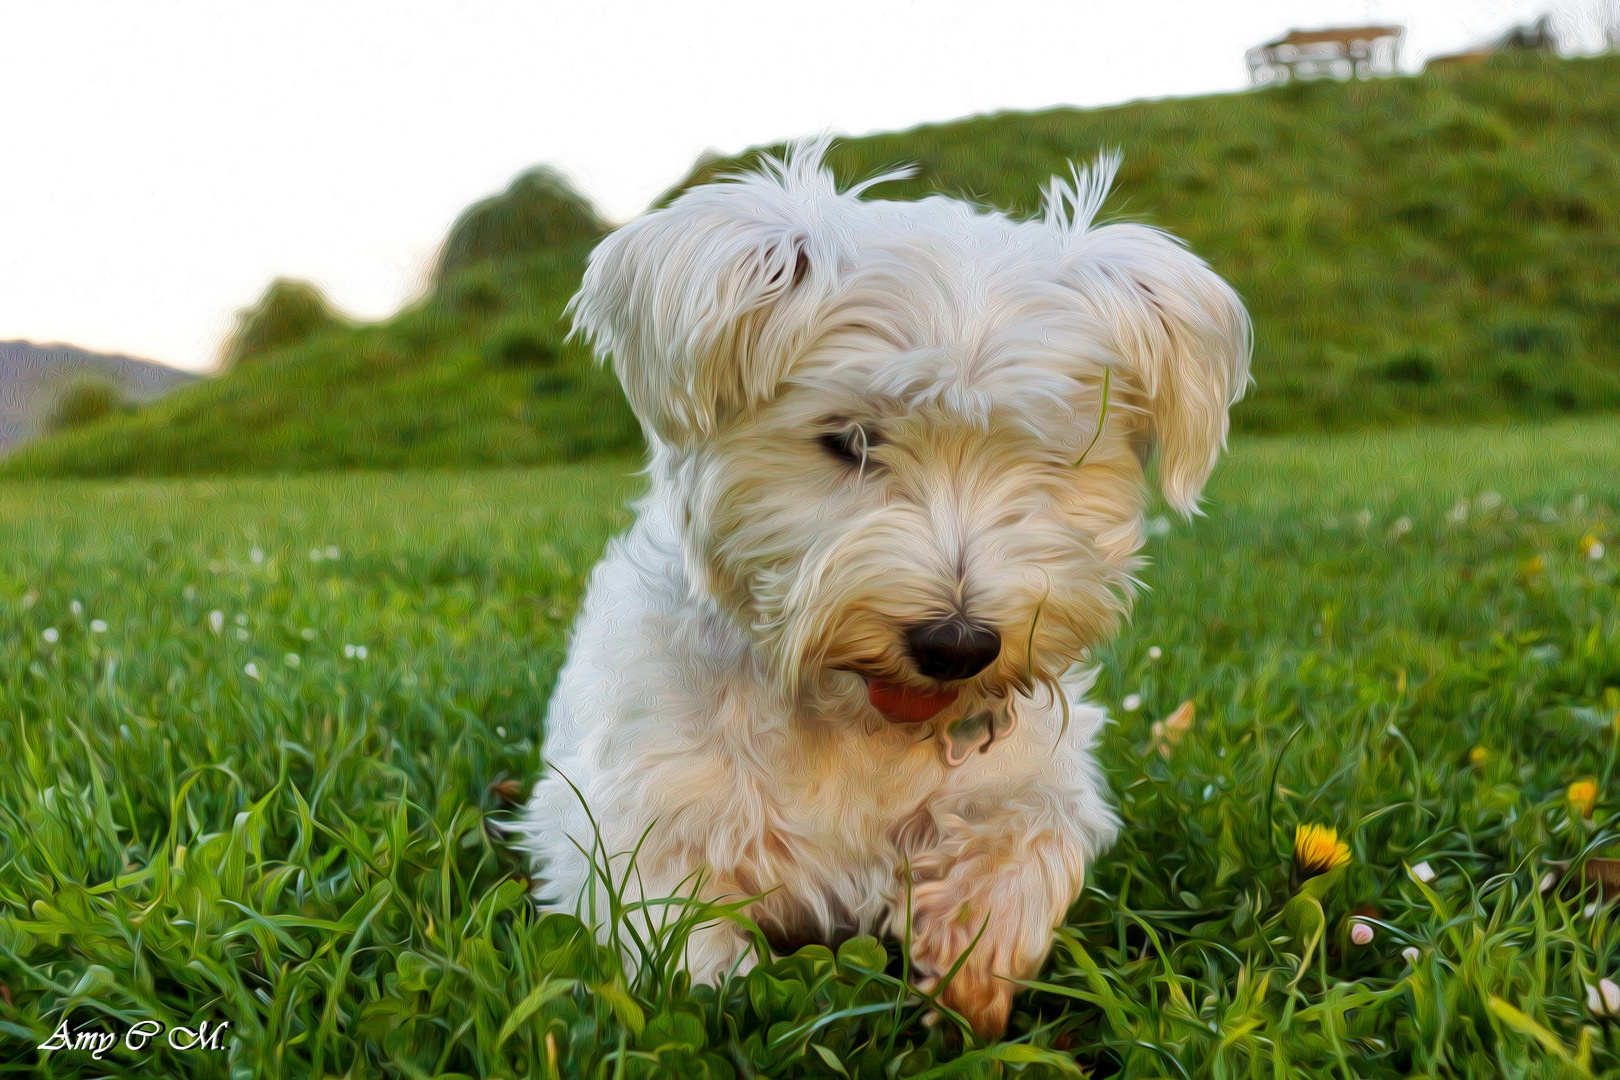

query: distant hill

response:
[0,341,195,449]
[5,51,1618,477]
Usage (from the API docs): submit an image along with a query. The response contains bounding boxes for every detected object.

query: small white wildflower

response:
[41,627,59,643]
[209,610,224,634]
[243,662,261,681]
[250,547,264,565]
[234,613,248,627]
[70,599,83,617]
[1401,946,1420,965]
[344,644,357,659]
[325,546,341,560]
[309,548,323,561]
[1590,983,1605,1015]
[1587,901,1601,918]
[1449,500,1468,523]
[284,653,301,668]
[496,726,507,738]
[1602,978,1620,1014]
[1411,861,1436,884]
[1391,516,1412,539]
[1478,491,1502,511]
[90,619,107,633]
[20,591,37,610]
[209,560,225,573]
[1145,516,1171,537]
[1354,508,1372,529]
[356,645,367,659]
[1350,921,1374,946]
[1148,646,1162,660]
[1122,694,1142,712]
[119,724,131,741]
[1540,872,1558,893]
[235,628,249,641]
[182,585,197,600]
[300,628,316,641]
[1592,542,1607,561]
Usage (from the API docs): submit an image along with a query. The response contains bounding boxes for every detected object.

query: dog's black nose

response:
[905,617,1001,681]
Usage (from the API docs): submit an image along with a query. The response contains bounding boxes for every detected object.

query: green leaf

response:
[497,976,578,1048]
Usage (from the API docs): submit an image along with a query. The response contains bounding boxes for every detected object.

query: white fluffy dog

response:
[517,140,1249,1036]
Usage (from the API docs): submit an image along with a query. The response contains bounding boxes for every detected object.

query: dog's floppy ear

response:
[570,155,835,448]
[1048,157,1252,515]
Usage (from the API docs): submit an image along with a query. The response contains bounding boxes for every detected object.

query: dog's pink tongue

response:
[868,680,959,723]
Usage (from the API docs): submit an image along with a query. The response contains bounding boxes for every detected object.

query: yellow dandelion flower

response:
[1568,779,1599,818]
[1294,824,1351,877]
[1469,745,1488,767]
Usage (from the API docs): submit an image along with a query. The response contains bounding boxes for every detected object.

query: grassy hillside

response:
[3,417,1619,1076]
[6,53,1618,477]
[685,51,1620,434]
[0,175,641,478]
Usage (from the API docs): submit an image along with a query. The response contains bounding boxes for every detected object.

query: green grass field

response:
[3,417,1620,1077]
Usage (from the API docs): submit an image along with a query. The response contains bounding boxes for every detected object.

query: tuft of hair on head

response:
[1042,150,1123,236]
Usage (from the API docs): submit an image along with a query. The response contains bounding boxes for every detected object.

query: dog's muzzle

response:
[905,616,1001,681]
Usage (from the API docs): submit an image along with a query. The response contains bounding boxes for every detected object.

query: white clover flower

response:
[356,645,367,659]
[1122,694,1142,712]
[1350,921,1374,946]
[234,613,248,627]
[1592,542,1607,561]
[1390,516,1413,539]
[1478,491,1502,511]
[325,546,341,560]
[1449,501,1468,523]
[243,662,261,681]
[1411,861,1436,884]
[300,628,316,641]
[1401,946,1420,965]
[309,548,323,562]
[209,610,224,634]
[235,628,249,641]
[42,627,59,643]
[1148,646,1162,660]
[70,599,83,617]
[182,585,197,600]
[250,547,265,565]
[496,726,506,738]
[284,653,301,668]
[90,620,107,633]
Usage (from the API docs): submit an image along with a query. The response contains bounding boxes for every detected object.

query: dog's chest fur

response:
[533,489,953,901]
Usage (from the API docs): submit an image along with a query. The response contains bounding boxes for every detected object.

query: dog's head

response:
[573,141,1249,736]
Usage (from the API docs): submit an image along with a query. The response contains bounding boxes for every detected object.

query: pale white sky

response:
[1,0,1606,371]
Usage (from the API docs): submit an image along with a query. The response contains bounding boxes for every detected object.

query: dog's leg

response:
[898,811,1089,1038]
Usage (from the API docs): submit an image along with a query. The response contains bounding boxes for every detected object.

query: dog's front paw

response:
[905,880,1022,1038]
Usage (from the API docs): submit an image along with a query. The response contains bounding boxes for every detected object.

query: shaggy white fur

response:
[515,139,1250,1035]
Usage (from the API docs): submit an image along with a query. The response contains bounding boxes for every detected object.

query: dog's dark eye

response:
[818,426,879,467]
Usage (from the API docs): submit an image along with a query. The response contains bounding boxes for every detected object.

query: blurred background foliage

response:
[2,52,1617,477]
